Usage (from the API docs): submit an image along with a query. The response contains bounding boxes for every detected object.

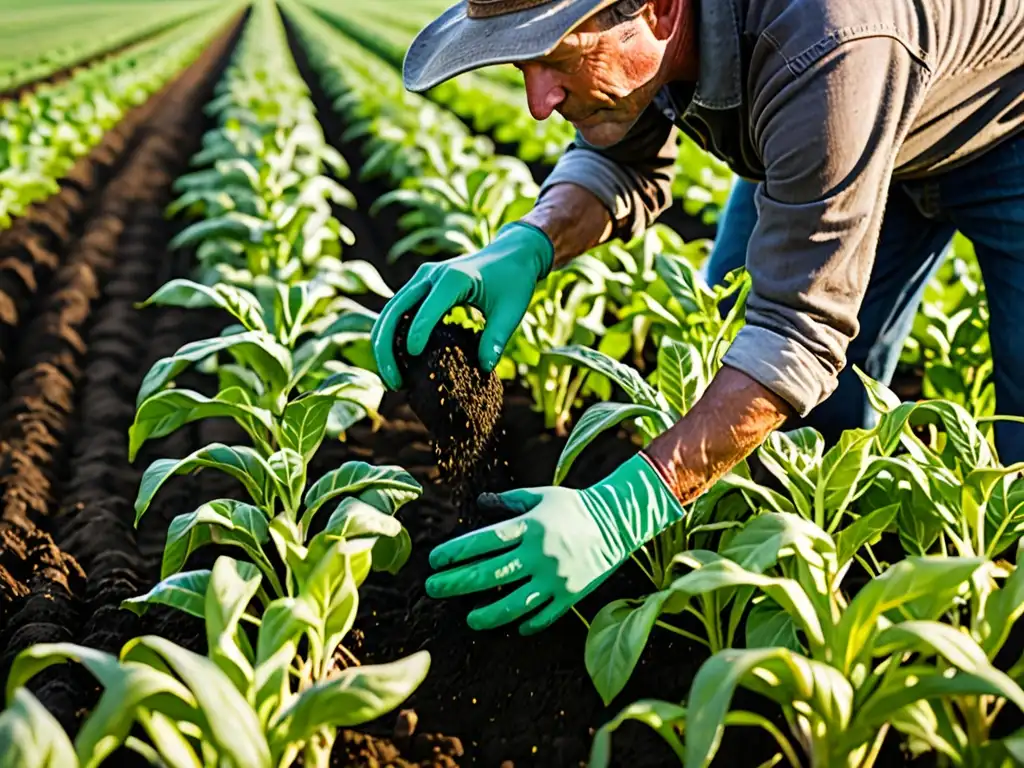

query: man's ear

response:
[651,0,679,39]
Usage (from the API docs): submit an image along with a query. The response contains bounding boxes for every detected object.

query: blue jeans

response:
[705,133,1024,463]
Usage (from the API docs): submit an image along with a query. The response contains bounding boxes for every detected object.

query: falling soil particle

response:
[393,312,512,511]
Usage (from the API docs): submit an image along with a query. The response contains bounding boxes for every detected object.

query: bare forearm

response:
[521,183,614,269]
[644,365,793,504]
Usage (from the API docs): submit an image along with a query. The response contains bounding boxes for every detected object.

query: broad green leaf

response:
[585,556,823,704]
[745,597,802,651]
[875,401,921,455]
[357,484,422,516]
[888,700,965,763]
[137,332,291,407]
[256,598,319,668]
[6,644,194,768]
[254,598,318,725]
[854,366,903,414]
[169,213,271,250]
[371,526,412,575]
[963,464,1024,555]
[721,512,836,577]
[655,252,705,313]
[135,710,202,768]
[268,449,305,515]
[554,402,667,485]
[138,280,266,332]
[815,428,876,527]
[980,545,1024,656]
[686,647,853,768]
[589,700,687,768]
[0,688,77,768]
[849,665,1024,750]
[542,345,669,411]
[121,637,270,768]
[914,400,994,469]
[835,504,899,570]
[161,500,271,579]
[324,259,394,299]
[204,558,261,695]
[987,477,1024,557]
[135,444,277,523]
[269,281,333,344]
[315,306,377,339]
[121,570,211,619]
[303,463,420,524]
[129,388,273,461]
[321,548,362,660]
[217,364,265,400]
[873,620,1024,719]
[656,337,704,419]
[325,497,402,540]
[834,557,986,673]
[279,395,336,461]
[756,431,818,517]
[268,652,430,747]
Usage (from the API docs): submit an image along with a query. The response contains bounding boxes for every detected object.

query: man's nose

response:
[521,64,566,120]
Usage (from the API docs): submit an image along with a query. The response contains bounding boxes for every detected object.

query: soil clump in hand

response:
[393,312,513,511]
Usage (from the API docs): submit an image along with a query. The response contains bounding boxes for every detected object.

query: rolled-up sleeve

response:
[722,36,930,415]
[538,104,680,241]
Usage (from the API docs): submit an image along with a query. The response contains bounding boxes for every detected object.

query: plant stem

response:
[725,710,802,768]
[571,606,591,630]
[655,620,709,648]
[860,723,889,768]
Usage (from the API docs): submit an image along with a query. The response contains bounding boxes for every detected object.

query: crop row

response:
[0,2,243,230]
[0,3,431,767]
[0,1,219,95]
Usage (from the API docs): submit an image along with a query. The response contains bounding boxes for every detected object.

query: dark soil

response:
[394,314,510,511]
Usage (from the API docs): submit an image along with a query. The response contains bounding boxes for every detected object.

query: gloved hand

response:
[370,221,554,390]
[425,453,685,635]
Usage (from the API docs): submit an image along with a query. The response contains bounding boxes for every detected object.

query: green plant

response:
[165,2,391,297]
[0,4,242,229]
[1,555,430,768]
[590,516,1024,768]
[900,234,994,419]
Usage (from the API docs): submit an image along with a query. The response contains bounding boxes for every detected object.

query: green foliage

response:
[0,4,242,229]
[3,4,429,764]
[3,556,431,768]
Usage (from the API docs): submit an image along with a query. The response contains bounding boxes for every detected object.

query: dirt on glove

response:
[393,312,514,511]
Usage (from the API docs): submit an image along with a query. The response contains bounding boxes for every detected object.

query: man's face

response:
[513,3,667,147]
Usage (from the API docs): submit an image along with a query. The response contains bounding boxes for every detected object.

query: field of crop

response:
[0,1,1021,767]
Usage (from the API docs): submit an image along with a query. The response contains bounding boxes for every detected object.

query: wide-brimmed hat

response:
[403,0,620,93]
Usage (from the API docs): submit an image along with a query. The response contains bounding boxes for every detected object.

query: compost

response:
[393,313,511,511]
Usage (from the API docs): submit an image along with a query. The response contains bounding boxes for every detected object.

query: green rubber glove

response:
[425,453,685,635]
[370,221,554,390]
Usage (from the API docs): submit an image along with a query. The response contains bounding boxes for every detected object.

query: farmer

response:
[371,0,1024,635]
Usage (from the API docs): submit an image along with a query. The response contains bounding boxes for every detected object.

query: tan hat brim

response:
[403,0,619,92]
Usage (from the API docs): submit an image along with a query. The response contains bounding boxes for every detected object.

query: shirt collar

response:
[689,0,745,111]
[659,0,741,112]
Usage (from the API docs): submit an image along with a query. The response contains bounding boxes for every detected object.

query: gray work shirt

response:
[538,0,1024,416]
